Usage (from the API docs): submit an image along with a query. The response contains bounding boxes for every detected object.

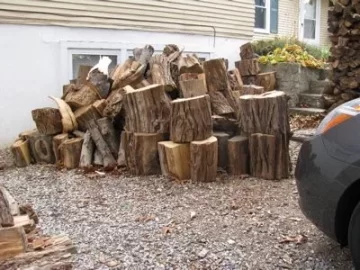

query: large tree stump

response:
[190,136,218,182]
[0,187,14,227]
[124,132,164,175]
[31,108,63,135]
[28,132,55,164]
[52,133,69,164]
[158,141,191,180]
[150,54,177,92]
[238,59,260,76]
[227,136,249,175]
[238,91,290,179]
[213,132,230,170]
[61,138,83,169]
[79,131,95,169]
[179,76,207,98]
[96,117,119,159]
[63,84,100,110]
[256,72,276,92]
[170,95,213,143]
[124,84,171,133]
[10,140,31,167]
[242,85,265,95]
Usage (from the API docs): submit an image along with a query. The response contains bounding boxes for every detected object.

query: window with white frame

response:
[254,0,278,34]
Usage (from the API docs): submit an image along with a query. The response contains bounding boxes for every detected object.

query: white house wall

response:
[0,24,248,147]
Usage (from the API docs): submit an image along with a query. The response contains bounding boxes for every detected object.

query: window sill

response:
[254,28,270,34]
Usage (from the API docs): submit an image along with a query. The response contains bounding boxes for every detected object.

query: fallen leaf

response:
[107,260,119,267]
[190,211,197,220]
[280,234,308,245]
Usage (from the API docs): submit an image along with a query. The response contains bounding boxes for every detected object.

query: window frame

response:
[254,0,271,33]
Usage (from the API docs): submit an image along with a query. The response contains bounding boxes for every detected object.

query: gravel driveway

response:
[0,130,354,270]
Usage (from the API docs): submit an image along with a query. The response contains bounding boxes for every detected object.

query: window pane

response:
[255,7,266,29]
[72,54,117,79]
[304,0,316,19]
[255,0,266,6]
[304,19,316,39]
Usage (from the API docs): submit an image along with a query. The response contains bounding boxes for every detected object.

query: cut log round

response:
[79,130,95,169]
[124,132,164,175]
[96,117,120,159]
[31,108,63,135]
[124,84,171,133]
[256,72,276,92]
[52,134,69,164]
[28,132,55,164]
[242,85,265,95]
[190,136,218,182]
[179,77,208,98]
[170,95,213,143]
[203,58,229,92]
[10,139,31,167]
[0,186,14,227]
[49,96,78,133]
[227,135,249,175]
[61,138,83,169]
[63,84,100,110]
[158,141,191,180]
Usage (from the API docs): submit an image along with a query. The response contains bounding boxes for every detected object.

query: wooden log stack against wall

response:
[327,0,360,109]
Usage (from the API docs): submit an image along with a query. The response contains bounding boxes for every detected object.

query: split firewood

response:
[117,132,126,167]
[0,226,26,260]
[63,83,100,109]
[256,72,276,92]
[31,108,63,135]
[124,84,171,133]
[190,136,218,182]
[227,136,249,175]
[87,56,112,98]
[79,130,95,169]
[170,95,213,143]
[74,104,101,132]
[213,132,230,170]
[158,141,191,180]
[93,149,103,166]
[163,44,179,56]
[178,55,204,75]
[111,59,146,90]
[124,132,164,175]
[61,138,83,169]
[240,42,256,60]
[49,96,78,133]
[103,87,126,119]
[52,134,69,164]
[28,132,55,164]
[0,186,14,227]
[0,186,20,216]
[96,117,119,159]
[209,91,234,115]
[11,139,32,167]
[242,85,265,95]
[238,59,260,76]
[228,68,243,91]
[133,44,155,65]
[150,54,178,91]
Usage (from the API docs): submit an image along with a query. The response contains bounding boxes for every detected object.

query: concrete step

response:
[289,107,326,116]
[299,92,325,109]
[309,79,333,94]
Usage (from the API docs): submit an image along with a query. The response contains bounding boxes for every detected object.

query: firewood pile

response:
[10,43,290,181]
[326,0,360,109]
[0,186,75,269]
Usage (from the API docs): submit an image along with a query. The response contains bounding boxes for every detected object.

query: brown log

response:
[74,104,102,132]
[18,129,38,141]
[228,68,244,91]
[111,59,146,90]
[96,117,119,159]
[179,76,208,98]
[103,88,126,119]
[203,58,230,92]
[170,95,213,143]
[10,139,31,167]
[28,132,55,164]
[0,187,14,227]
[238,59,260,76]
[249,133,278,180]
[0,226,26,260]
[124,132,164,175]
[93,99,107,116]
[163,44,179,56]
[1,187,19,216]
[63,84,100,110]
[124,84,171,133]
[72,130,85,138]
[117,132,126,167]
[158,141,191,180]
[242,85,265,95]
[190,136,218,182]
[213,132,230,170]
[227,136,249,175]
[178,55,204,75]
[52,133,69,164]
[255,72,276,92]
[240,42,255,60]
[61,138,83,169]
[209,91,234,115]
[242,75,257,85]
[212,115,238,135]
[49,96,78,133]
[79,130,95,169]
[31,108,63,135]
[133,45,155,65]
[150,54,177,92]
[238,91,290,179]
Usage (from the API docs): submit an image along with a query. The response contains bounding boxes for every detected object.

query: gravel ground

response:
[0,129,354,270]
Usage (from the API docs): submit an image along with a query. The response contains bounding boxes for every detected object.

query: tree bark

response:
[124,132,164,175]
[92,99,107,116]
[238,59,260,76]
[0,226,26,260]
[158,141,191,180]
[208,91,234,115]
[28,132,55,164]
[170,95,213,143]
[61,138,84,169]
[256,72,277,92]
[178,55,204,75]
[240,42,255,60]
[133,45,155,65]
[52,133,69,164]
[242,85,265,95]
[190,136,218,182]
[103,87,126,119]
[227,136,249,175]
[0,187,14,227]
[228,68,244,91]
[124,84,171,133]
[74,104,102,132]
[31,108,63,135]
[111,59,146,90]
[179,76,208,98]
[10,139,31,167]
[63,84,100,110]
[150,54,177,92]
[213,132,230,171]
[212,115,238,136]
[79,131,95,169]
[96,117,119,159]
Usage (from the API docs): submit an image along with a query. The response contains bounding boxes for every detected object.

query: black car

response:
[295,98,360,269]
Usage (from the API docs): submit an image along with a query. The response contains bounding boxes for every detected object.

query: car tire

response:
[349,202,360,269]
